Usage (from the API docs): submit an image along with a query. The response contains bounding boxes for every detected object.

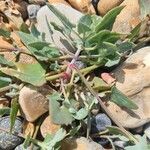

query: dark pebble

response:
[91,113,112,134]
[0,116,23,150]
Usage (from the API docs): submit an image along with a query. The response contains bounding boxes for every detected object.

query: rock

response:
[27,4,40,20]
[0,116,23,150]
[68,0,96,14]
[91,113,112,134]
[144,123,150,140]
[15,144,39,150]
[114,140,127,149]
[40,116,60,138]
[48,0,69,5]
[97,0,123,16]
[19,85,50,122]
[61,137,104,150]
[36,4,83,50]
[112,0,141,34]
[106,46,150,128]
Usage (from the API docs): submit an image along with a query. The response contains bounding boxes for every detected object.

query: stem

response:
[86,111,91,139]
[72,66,138,144]
[46,65,99,81]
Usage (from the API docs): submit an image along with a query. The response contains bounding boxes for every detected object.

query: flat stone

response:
[97,0,123,16]
[106,47,150,128]
[0,116,23,150]
[19,85,50,122]
[112,0,140,34]
[61,137,104,150]
[40,115,60,138]
[36,4,83,50]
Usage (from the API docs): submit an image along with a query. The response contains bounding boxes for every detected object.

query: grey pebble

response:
[0,116,23,150]
[27,4,40,19]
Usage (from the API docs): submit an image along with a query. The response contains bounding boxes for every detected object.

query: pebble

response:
[19,85,50,122]
[0,116,23,150]
[27,4,40,20]
[91,113,112,134]
[107,46,150,128]
[15,144,40,150]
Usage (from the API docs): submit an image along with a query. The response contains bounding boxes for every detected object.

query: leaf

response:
[10,98,19,133]
[23,134,32,149]
[30,24,40,38]
[0,28,11,38]
[0,54,14,67]
[95,6,124,32]
[47,4,75,30]
[0,63,46,86]
[39,128,66,150]
[77,15,92,34]
[0,72,12,88]
[48,92,73,125]
[72,108,88,120]
[125,135,150,150]
[139,0,150,18]
[111,86,138,110]
[0,107,10,116]
[20,23,30,34]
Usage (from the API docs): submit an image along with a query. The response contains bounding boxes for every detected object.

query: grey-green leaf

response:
[0,54,14,67]
[73,108,88,120]
[10,98,19,133]
[111,86,138,110]
[95,6,124,32]
[140,0,150,18]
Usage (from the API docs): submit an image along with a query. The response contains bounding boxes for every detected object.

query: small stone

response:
[15,144,39,150]
[48,0,69,5]
[97,0,123,16]
[91,113,112,134]
[112,0,140,34]
[0,116,23,150]
[19,85,50,122]
[106,46,150,128]
[27,4,40,20]
[61,137,104,150]
[114,140,127,149]
[36,4,83,49]
[40,116,60,138]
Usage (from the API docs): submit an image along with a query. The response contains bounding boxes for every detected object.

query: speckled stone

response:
[0,116,23,150]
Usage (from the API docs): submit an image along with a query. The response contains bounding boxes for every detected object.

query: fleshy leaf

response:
[72,108,88,120]
[111,86,138,110]
[0,54,14,67]
[0,63,46,86]
[95,6,124,32]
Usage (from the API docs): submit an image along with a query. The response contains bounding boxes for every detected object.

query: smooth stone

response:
[15,144,40,150]
[40,116,60,138]
[0,116,23,150]
[36,4,83,50]
[106,47,150,128]
[19,85,50,122]
[112,0,140,34]
[97,0,123,16]
[48,0,69,5]
[61,137,104,150]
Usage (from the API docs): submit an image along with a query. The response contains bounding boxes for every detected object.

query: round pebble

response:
[91,113,112,134]
[0,116,23,150]
[27,4,40,19]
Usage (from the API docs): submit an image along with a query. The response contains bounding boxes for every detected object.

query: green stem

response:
[46,65,99,81]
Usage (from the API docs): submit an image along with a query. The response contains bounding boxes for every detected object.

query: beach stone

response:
[0,116,23,150]
[36,4,83,50]
[40,116,60,138]
[106,46,150,128]
[61,137,104,150]
[97,0,123,16]
[113,0,140,34]
[19,85,50,122]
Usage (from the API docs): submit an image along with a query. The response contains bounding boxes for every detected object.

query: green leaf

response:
[0,63,46,86]
[0,72,12,88]
[139,0,150,18]
[0,28,11,38]
[48,92,73,125]
[30,24,40,38]
[125,135,150,150]
[77,15,92,34]
[72,108,88,120]
[20,23,30,34]
[0,107,10,116]
[47,4,75,30]
[95,6,124,32]
[23,134,32,149]
[0,54,14,67]
[111,86,138,110]
[87,30,119,45]
[10,98,19,133]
